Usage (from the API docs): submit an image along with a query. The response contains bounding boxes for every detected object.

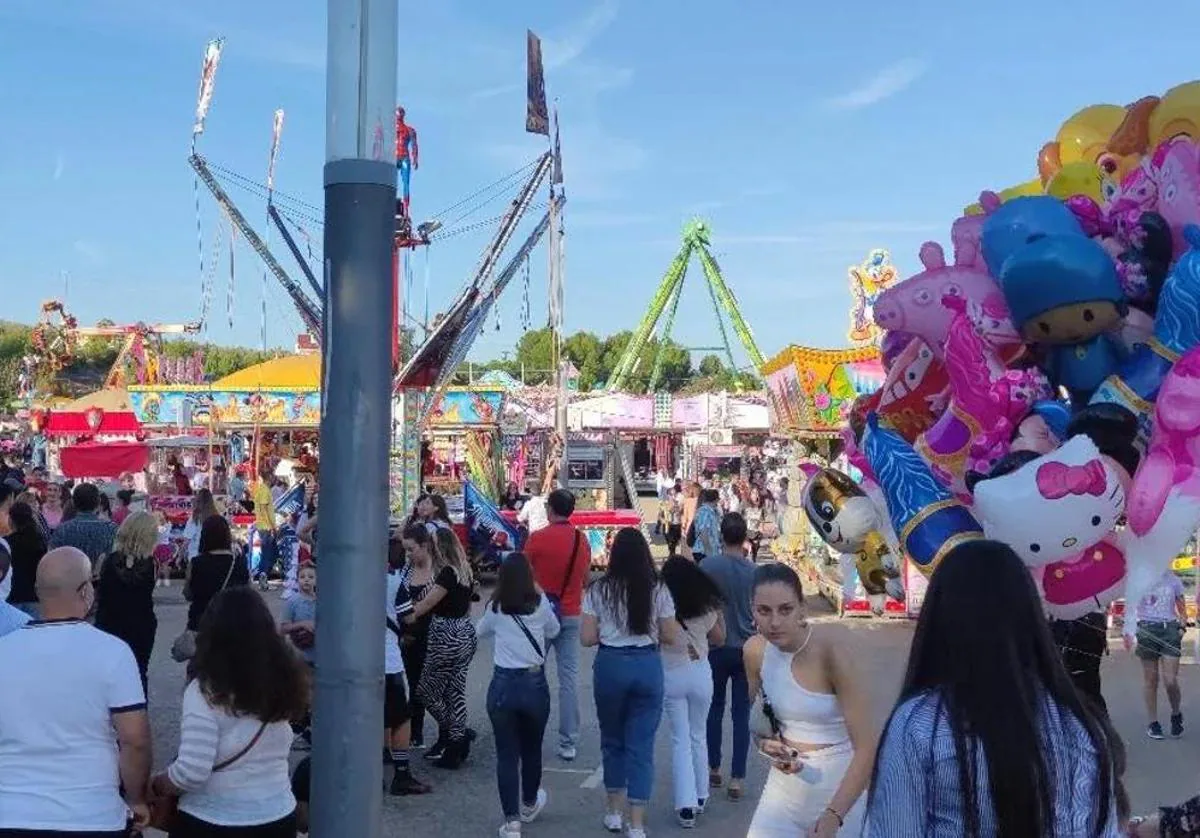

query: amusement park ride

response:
[25,300,201,393]
[607,219,765,392]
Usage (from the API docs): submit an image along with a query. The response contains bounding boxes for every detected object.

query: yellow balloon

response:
[1150,81,1200,146]
[1055,104,1127,167]
[1045,161,1106,203]
[963,178,1044,216]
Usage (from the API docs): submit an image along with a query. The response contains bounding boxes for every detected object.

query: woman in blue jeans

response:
[582,528,681,838]
[477,554,560,837]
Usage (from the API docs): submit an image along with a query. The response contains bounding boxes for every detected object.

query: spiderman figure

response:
[395,106,419,217]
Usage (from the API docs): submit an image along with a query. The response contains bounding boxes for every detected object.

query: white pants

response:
[662,659,713,812]
[747,740,864,837]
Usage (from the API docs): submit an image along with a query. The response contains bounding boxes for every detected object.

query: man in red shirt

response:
[524,489,591,761]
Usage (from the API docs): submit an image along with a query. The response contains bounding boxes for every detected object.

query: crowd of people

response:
[1,461,1200,836]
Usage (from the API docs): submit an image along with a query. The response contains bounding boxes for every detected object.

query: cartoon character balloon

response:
[801,468,904,610]
[862,413,985,576]
[997,232,1128,403]
[1120,346,1200,636]
[979,194,1085,277]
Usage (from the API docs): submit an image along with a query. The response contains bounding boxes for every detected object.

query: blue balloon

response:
[980,195,1085,278]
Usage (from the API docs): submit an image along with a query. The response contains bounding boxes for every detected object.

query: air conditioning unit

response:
[708,428,733,445]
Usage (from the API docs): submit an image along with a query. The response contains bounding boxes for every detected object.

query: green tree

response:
[697,354,725,378]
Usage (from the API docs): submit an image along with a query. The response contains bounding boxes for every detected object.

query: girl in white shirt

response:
[660,556,726,828]
[582,527,681,838]
[151,586,309,836]
[476,553,560,837]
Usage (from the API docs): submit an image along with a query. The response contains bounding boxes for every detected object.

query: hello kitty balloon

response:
[971,435,1126,569]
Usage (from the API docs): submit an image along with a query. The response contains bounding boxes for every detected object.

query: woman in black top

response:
[186,515,250,631]
[95,511,159,691]
[5,502,46,617]
[402,525,476,768]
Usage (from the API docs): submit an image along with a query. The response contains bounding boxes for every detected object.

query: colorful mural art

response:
[761,346,885,437]
[127,387,321,427]
[425,388,504,427]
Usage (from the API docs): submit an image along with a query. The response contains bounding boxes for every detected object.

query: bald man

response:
[0,547,151,835]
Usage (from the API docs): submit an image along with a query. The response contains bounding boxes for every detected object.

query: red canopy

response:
[45,410,141,437]
[59,441,150,479]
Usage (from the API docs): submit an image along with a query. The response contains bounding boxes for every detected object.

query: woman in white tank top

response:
[743,563,877,838]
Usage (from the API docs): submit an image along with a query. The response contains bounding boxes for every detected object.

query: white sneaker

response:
[520,788,547,824]
[626,829,647,838]
[603,812,624,833]
[498,822,521,837]
[557,744,577,761]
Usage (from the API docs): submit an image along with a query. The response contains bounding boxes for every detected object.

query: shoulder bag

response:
[171,554,237,663]
[511,613,545,660]
[148,720,269,831]
[545,530,582,621]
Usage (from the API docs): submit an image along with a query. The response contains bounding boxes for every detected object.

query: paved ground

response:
[140,573,1200,836]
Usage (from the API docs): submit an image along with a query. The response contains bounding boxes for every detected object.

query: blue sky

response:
[4,0,1200,372]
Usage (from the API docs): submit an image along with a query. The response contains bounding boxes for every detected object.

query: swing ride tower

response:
[607,219,765,392]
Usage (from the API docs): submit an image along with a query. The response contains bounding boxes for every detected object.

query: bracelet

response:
[823,807,844,827]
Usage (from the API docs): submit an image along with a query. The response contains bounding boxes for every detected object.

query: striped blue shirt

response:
[0,602,30,639]
[866,691,1121,837]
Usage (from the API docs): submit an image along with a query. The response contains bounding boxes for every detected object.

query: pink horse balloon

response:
[1121,346,1200,635]
[1151,136,1200,261]
[913,295,1049,495]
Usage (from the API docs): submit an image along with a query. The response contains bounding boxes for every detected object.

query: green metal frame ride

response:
[606,219,765,392]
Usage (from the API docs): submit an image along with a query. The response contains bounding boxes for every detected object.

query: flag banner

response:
[193,38,226,137]
[464,479,522,554]
[551,107,564,184]
[526,30,550,136]
[274,482,306,520]
[267,109,285,192]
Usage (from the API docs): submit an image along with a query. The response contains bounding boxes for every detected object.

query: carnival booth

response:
[819,80,1200,640]
[36,389,146,480]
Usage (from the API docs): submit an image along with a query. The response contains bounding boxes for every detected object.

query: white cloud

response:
[824,59,928,111]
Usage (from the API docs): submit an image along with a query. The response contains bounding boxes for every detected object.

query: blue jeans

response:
[548,616,581,749]
[593,645,664,806]
[707,645,750,780]
[487,667,551,819]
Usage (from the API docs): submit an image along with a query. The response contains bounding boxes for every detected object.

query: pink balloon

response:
[913,295,1049,494]
[1151,137,1200,260]
[949,191,1001,270]
[872,241,1022,359]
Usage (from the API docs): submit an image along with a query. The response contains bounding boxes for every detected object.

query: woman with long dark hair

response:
[581,528,680,838]
[185,516,250,632]
[402,523,477,768]
[183,489,219,562]
[5,501,46,618]
[865,540,1125,837]
[660,555,725,828]
[151,586,308,836]
[477,553,559,836]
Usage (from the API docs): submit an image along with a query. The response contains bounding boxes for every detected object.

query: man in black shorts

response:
[385,571,430,795]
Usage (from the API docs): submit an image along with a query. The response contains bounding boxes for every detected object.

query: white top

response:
[476,594,561,669]
[168,680,296,827]
[661,609,720,670]
[518,495,550,533]
[183,517,202,559]
[0,620,145,832]
[760,641,849,746]
[385,571,407,675]
[583,583,676,647]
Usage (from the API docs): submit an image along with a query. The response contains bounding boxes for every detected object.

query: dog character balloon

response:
[802,468,903,608]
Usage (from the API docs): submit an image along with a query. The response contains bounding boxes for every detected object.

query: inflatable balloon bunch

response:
[837,81,1200,623]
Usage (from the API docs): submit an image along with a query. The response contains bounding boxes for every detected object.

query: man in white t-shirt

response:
[518,494,550,535]
[0,547,152,835]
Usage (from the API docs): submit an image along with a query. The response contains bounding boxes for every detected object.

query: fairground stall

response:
[34,389,147,482]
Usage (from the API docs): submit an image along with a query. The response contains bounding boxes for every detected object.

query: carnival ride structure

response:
[607,219,765,393]
[27,300,201,390]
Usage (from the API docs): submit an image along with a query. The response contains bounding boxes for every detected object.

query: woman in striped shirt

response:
[865,540,1126,837]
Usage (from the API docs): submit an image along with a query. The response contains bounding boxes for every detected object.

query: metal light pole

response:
[311,1,397,835]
